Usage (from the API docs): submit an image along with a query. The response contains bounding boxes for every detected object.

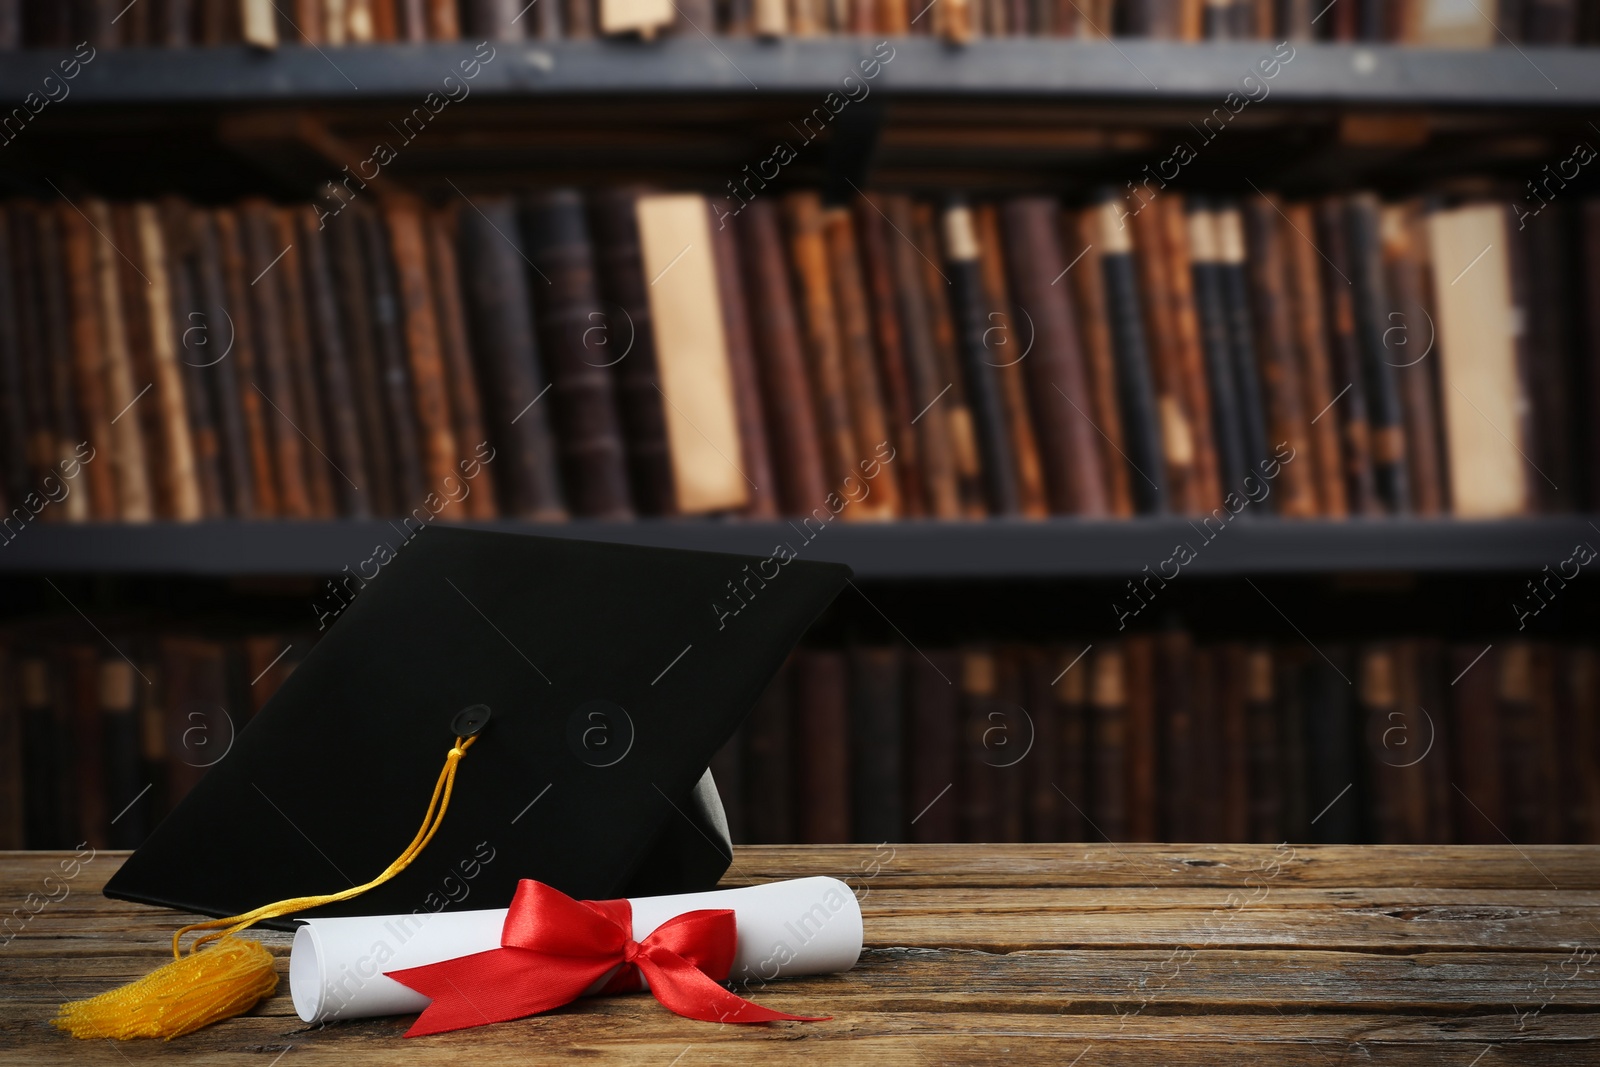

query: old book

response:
[1416,0,1496,44]
[1022,649,1061,841]
[382,196,463,520]
[991,651,1027,842]
[1130,199,1199,514]
[601,0,673,35]
[0,208,31,511]
[1069,209,1136,517]
[1499,643,1562,843]
[1155,631,1196,841]
[395,0,428,38]
[1241,196,1318,516]
[0,646,21,848]
[1426,204,1529,517]
[243,0,279,45]
[913,202,986,517]
[289,0,324,40]
[38,208,91,522]
[752,0,788,34]
[109,205,165,519]
[356,203,428,511]
[240,202,313,519]
[295,209,373,518]
[1300,648,1360,843]
[710,211,779,518]
[100,658,146,848]
[1243,647,1280,841]
[795,649,850,843]
[268,210,337,519]
[1360,646,1405,843]
[854,197,925,517]
[563,0,594,36]
[883,194,961,518]
[425,0,460,35]
[850,646,904,843]
[1053,645,1092,841]
[1214,204,1272,491]
[1380,203,1448,516]
[62,645,105,848]
[733,200,829,515]
[57,204,120,520]
[823,206,901,519]
[1283,201,1348,518]
[1520,204,1577,514]
[1093,197,1167,514]
[7,206,56,506]
[159,637,229,811]
[1346,194,1412,513]
[524,190,634,519]
[588,190,675,516]
[942,202,1021,516]
[454,196,566,520]
[635,194,750,515]
[972,204,1048,519]
[744,658,794,843]
[784,193,865,514]
[19,655,74,847]
[1156,195,1222,510]
[1316,198,1381,515]
[84,200,153,521]
[1123,636,1157,840]
[462,0,527,37]
[326,204,397,516]
[959,649,1000,842]
[1561,649,1600,843]
[908,650,960,843]
[1450,643,1503,842]
[132,205,203,523]
[1187,201,1250,497]
[159,202,227,519]
[1088,645,1127,841]
[213,208,281,517]
[425,206,498,519]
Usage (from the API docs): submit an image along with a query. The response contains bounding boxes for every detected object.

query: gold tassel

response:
[54,735,479,1040]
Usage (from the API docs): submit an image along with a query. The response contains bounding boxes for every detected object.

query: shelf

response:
[5,39,1595,108]
[0,517,1591,579]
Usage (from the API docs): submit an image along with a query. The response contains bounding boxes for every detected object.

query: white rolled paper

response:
[289,876,863,1024]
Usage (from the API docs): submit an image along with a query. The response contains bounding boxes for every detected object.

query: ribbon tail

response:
[638,948,830,1025]
[386,948,607,1037]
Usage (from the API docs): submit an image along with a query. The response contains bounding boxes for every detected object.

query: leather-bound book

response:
[993,651,1028,842]
[1218,644,1251,841]
[710,213,779,518]
[1275,651,1309,841]
[1089,646,1127,841]
[973,204,1048,518]
[1123,636,1157,841]
[823,206,901,519]
[1561,649,1600,844]
[214,208,283,517]
[0,208,30,511]
[744,657,795,843]
[1301,647,1361,843]
[1380,203,1448,516]
[880,0,910,30]
[1130,200,1198,514]
[56,203,121,520]
[0,646,21,848]
[1373,643,1427,843]
[7,206,56,504]
[1243,647,1280,842]
[1185,645,1221,840]
[883,195,961,518]
[462,0,527,37]
[356,204,428,511]
[752,0,788,34]
[1499,644,1562,843]
[1186,201,1249,497]
[853,198,924,517]
[1156,630,1196,842]
[1157,196,1222,510]
[36,208,91,522]
[959,649,1000,842]
[587,189,675,516]
[395,0,427,38]
[158,202,226,519]
[131,204,203,522]
[733,200,829,515]
[289,0,323,41]
[850,646,904,843]
[1520,204,1577,514]
[1054,644,1091,841]
[371,0,401,39]
[784,193,864,512]
[1241,197,1317,516]
[524,190,634,519]
[1022,649,1060,841]
[942,202,1021,516]
[1425,204,1529,517]
[425,206,498,519]
[1068,209,1136,517]
[1449,643,1503,842]
[381,196,463,520]
[913,202,986,517]
[425,0,459,35]
[1346,194,1411,512]
[908,650,960,843]
[1316,198,1380,515]
[0,1,19,48]
[454,196,566,520]
[100,658,146,848]
[65,643,106,846]
[86,199,153,522]
[110,204,165,516]
[19,655,74,847]
[1214,203,1271,488]
[326,203,397,516]
[240,202,313,519]
[295,209,372,518]
[795,649,851,843]
[1283,201,1348,518]
[268,211,337,518]
[1093,197,1167,514]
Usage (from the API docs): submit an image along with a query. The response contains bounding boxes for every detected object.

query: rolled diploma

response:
[290,876,862,1024]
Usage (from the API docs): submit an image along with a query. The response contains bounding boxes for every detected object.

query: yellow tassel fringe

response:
[53,735,478,1040]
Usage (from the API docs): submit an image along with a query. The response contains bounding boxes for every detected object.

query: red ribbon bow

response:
[386,879,829,1036]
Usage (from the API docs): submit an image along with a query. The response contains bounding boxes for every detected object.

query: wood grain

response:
[2,845,1595,1063]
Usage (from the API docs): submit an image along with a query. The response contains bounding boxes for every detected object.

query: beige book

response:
[134,204,203,522]
[600,0,675,35]
[1416,0,1495,47]
[1426,203,1528,517]
[324,0,350,44]
[634,194,749,515]
[87,199,154,523]
[753,0,789,34]
[242,0,281,47]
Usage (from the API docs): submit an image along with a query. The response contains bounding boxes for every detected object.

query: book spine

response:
[1345,194,1411,513]
[1519,203,1576,514]
[240,202,313,519]
[133,204,204,522]
[326,207,398,516]
[1283,200,1349,518]
[9,206,59,510]
[425,205,499,519]
[1243,646,1280,841]
[710,213,780,518]
[1316,197,1381,515]
[1130,198,1199,514]
[213,207,282,517]
[160,202,228,519]
[1219,644,1250,840]
[1156,631,1197,841]
[524,190,635,519]
[87,199,153,521]
[99,658,145,848]
[1158,195,1223,510]
[1124,636,1158,840]
[850,646,905,842]
[913,201,986,517]
[1380,203,1448,516]
[358,203,429,510]
[1069,209,1136,517]
[908,650,960,842]
[795,649,851,842]
[269,209,339,518]
[1089,646,1128,841]
[744,657,794,842]
[1094,197,1168,514]
[0,207,29,512]
[958,649,1000,841]
[853,198,925,517]
[57,204,120,520]
[1214,204,1273,490]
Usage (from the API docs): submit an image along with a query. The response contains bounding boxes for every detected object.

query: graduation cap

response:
[63,528,848,1040]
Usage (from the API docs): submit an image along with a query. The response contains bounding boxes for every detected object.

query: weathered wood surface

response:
[3,845,1597,1064]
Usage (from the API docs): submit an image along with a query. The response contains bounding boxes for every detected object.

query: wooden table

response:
[4,844,1598,1063]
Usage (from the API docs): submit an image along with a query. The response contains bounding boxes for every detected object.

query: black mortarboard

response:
[106,527,849,926]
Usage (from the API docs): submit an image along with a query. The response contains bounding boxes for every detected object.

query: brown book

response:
[1520,203,1576,515]
[463,0,529,38]
[6,206,54,506]
[1219,644,1251,841]
[1156,196,1223,510]
[973,204,1048,519]
[289,0,324,41]
[784,193,865,514]
[853,196,925,517]
[394,0,427,38]
[159,637,228,811]
[158,201,228,519]
[425,0,459,35]
[1316,198,1381,515]
[242,0,280,45]
[879,0,910,31]
[213,208,281,518]
[635,194,750,515]
[1450,643,1503,842]
[564,0,594,36]
[0,646,23,849]
[525,190,634,519]
[1346,194,1412,513]
[1157,631,1198,841]
[85,199,153,522]
[588,190,676,516]
[63,645,106,848]
[371,0,401,39]
[38,207,91,523]
[958,649,1000,842]
[426,206,498,520]
[1052,645,1092,841]
[1360,646,1405,843]
[357,203,428,512]
[1022,649,1059,841]
[1069,210,1136,518]
[454,196,566,520]
[1095,198,1169,514]
[1561,648,1600,843]
[745,657,794,843]
[239,202,312,519]
[1187,202,1249,498]
[733,200,829,515]
[0,208,27,513]
[1283,201,1347,518]
[268,210,338,519]
[908,650,960,842]
[56,203,120,520]
[1088,646,1127,841]
[382,196,463,521]
[109,205,163,519]
[1001,198,1110,516]
[1123,636,1157,841]
[1215,204,1272,493]
[325,207,397,516]
[1381,203,1448,517]
[850,646,904,842]
[1242,197,1318,516]
[882,194,961,518]
[18,654,69,846]
[295,208,372,518]
[914,201,986,517]
[1130,198,1199,514]
[710,214,779,519]
[795,649,850,843]
[129,205,203,523]
[823,206,901,519]
[100,656,147,848]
